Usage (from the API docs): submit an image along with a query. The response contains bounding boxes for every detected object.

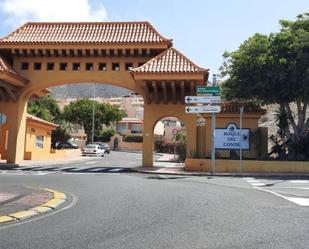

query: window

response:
[86,63,93,71]
[112,63,120,71]
[35,135,44,149]
[34,62,42,70]
[125,63,133,71]
[73,63,80,71]
[47,62,55,71]
[59,62,68,71]
[21,62,29,70]
[98,63,106,71]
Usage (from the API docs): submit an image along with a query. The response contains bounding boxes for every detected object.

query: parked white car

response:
[82,144,105,157]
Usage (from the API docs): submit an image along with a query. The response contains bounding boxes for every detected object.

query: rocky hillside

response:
[50,83,132,98]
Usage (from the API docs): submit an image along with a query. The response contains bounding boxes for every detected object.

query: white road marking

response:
[251,182,266,186]
[65,167,88,172]
[285,197,309,206]
[242,177,254,180]
[86,168,106,172]
[108,168,123,172]
[86,161,97,165]
[288,180,309,184]
[256,187,309,207]
[247,180,261,183]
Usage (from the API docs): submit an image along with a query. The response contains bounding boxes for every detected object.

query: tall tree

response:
[27,95,62,123]
[221,13,309,158]
[62,98,124,142]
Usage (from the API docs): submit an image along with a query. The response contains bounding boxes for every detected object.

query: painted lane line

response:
[86,168,106,172]
[251,182,266,186]
[288,180,309,184]
[246,180,261,183]
[285,197,309,206]
[59,167,76,171]
[86,161,97,165]
[242,177,254,180]
[255,187,309,207]
[108,168,123,172]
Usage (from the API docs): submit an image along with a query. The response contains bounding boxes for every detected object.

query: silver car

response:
[82,144,105,157]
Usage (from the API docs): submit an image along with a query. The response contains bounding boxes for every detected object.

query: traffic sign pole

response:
[211,112,216,175]
[239,106,244,174]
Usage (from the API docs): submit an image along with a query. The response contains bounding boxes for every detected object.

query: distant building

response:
[1,114,58,160]
[116,117,143,135]
[154,117,186,143]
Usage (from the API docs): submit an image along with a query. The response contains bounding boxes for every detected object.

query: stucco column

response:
[142,105,154,167]
[196,126,206,158]
[5,99,27,164]
[184,115,197,158]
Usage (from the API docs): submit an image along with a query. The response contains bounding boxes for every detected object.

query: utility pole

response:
[239,105,244,174]
[91,83,96,144]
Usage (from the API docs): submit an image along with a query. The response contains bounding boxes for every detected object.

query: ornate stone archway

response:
[0,21,208,165]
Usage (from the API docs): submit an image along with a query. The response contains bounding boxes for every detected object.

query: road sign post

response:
[211,112,216,174]
[185,85,221,175]
[239,106,244,174]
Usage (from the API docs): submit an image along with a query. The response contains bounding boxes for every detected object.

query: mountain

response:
[49,83,132,98]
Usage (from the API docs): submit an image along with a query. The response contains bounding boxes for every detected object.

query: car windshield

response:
[85,145,96,149]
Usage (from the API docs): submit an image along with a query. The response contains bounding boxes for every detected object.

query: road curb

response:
[0,188,67,224]
[132,168,309,178]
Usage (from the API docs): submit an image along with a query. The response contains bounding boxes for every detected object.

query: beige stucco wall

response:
[185,158,309,173]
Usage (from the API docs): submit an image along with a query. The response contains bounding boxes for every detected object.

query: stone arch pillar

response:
[1,98,28,164]
[142,104,155,167]
[142,103,197,167]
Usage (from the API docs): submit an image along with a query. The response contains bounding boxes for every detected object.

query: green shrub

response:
[98,129,116,142]
[123,134,143,143]
[175,141,186,162]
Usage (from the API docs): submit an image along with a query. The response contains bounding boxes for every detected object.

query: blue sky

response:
[0,0,308,76]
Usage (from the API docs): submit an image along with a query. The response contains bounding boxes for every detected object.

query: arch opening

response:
[153,116,187,167]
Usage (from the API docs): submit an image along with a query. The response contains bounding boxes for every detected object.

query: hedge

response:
[123,134,143,143]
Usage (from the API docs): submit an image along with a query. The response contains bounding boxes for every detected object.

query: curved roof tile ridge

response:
[131,47,208,74]
[0,21,172,45]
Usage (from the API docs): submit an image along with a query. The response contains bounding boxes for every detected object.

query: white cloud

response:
[1,0,108,27]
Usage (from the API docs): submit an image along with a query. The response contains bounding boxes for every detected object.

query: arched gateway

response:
[0,21,209,166]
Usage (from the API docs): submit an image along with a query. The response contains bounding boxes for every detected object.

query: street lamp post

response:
[91,84,96,144]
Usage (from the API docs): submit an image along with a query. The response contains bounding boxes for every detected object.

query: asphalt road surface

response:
[0,152,308,249]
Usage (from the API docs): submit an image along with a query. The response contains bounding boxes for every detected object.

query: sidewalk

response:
[0,186,52,216]
[18,156,91,167]
[0,186,67,224]
[133,166,309,177]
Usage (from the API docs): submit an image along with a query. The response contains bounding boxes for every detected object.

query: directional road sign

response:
[196,86,220,94]
[185,96,221,104]
[185,105,221,114]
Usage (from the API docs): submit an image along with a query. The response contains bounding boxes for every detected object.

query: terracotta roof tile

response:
[26,114,59,128]
[0,22,172,45]
[131,47,207,74]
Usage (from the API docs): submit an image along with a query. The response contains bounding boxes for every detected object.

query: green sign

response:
[196,86,220,94]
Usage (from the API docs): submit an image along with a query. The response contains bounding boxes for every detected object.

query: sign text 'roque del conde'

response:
[214,123,250,150]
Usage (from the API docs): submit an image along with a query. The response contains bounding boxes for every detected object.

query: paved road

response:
[0,153,308,249]
[0,151,143,175]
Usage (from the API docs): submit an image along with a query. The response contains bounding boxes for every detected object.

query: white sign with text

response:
[214,123,250,150]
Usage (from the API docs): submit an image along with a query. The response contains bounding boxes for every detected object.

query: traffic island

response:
[0,186,67,224]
